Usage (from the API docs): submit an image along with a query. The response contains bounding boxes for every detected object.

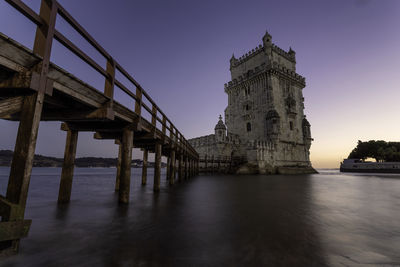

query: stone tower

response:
[189,30,315,174]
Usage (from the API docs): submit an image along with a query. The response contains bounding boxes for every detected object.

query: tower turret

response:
[214,115,227,143]
[262,30,272,47]
[288,47,296,62]
[230,53,238,69]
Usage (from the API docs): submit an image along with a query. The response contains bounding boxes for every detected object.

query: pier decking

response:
[0,0,199,254]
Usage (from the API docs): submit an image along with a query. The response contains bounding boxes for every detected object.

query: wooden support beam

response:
[178,153,183,182]
[166,156,170,180]
[5,94,44,217]
[61,121,129,132]
[0,96,24,118]
[169,150,176,185]
[41,105,114,121]
[0,220,31,242]
[119,129,133,204]
[57,129,78,203]
[1,0,57,252]
[94,131,121,140]
[142,148,148,185]
[115,142,122,191]
[153,142,162,192]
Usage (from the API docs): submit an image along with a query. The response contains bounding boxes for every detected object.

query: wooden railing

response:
[4,0,198,158]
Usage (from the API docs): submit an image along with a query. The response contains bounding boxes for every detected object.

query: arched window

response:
[246,122,251,132]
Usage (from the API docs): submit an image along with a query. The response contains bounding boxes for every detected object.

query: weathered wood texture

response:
[118,129,133,204]
[153,143,162,192]
[58,129,78,203]
[0,0,199,255]
[141,148,148,185]
[115,143,122,191]
[169,150,176,185]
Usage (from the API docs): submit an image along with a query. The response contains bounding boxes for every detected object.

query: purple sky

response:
[0,0,399,168]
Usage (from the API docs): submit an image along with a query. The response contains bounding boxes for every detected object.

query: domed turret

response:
[215,115,226,143]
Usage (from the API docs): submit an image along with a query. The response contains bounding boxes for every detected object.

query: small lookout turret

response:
[262,30,272,47]
[215,115,227,143]
[230,53,238,69]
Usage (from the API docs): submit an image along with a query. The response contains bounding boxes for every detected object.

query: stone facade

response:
[189,31,315,174]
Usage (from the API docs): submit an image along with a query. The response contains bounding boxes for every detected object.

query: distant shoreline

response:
[0,150,166,168]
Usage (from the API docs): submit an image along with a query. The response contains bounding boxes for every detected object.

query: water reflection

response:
[0,167,399,266]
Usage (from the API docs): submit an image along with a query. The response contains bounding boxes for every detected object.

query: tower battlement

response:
[224,61,305,89]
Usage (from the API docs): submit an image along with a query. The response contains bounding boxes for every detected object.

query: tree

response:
[347,140,400,162]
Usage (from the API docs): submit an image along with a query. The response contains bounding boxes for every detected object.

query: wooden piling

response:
[185,156,189,179]
[169,150,176,185]
[115,142,122,191]
[166,156,171,180]
[118,129,133,204]
[178,153,183,182]
[153,143,162,192]
[141,148,148,185]
[58,129,78,203]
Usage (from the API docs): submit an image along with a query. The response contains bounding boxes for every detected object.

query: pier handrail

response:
[4,0,198,158]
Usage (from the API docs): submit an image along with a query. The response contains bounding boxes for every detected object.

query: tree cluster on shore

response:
[348,140,400,162]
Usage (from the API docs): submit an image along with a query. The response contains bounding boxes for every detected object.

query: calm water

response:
[0,167,399,266]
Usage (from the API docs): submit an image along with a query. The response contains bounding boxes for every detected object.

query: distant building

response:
[189,31,315,174]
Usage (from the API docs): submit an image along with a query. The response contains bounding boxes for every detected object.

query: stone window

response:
[247,122,251,132]
[246,104,249,110]
[290,121,293,130]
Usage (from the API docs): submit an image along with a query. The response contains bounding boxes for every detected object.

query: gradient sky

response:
[0,0,399,168]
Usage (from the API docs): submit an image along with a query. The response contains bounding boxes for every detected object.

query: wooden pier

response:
[0,0,199,254]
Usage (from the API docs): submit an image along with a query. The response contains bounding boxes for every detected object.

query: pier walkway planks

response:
[0,0,199,255]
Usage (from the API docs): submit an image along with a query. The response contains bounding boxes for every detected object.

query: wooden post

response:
[57,129,78,203]
[169,150,176,185]
[115,142,122,191]
[141,148,148,185]
[0,0,57,252]
[118,129,133,204]
[178,153,183,182]
[185,156,189,180]
[166,156,171,180]
[154,143,162,192]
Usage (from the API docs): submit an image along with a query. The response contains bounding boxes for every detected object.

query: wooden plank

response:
[0,96,24,118]
[0,220,31,242]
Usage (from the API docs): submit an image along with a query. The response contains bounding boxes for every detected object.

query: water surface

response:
[0,167,399,266]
